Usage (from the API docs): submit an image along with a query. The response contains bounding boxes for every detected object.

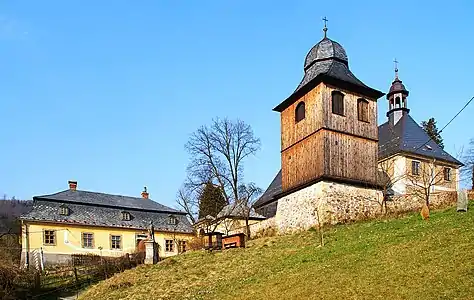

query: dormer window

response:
[122,211,131,221]
[59,205,69,216]
[295,102,305,123]
[332,91,344,116]
[168,215,178,225]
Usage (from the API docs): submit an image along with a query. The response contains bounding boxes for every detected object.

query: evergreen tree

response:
[198,182,227,219]
[421,118,444,149]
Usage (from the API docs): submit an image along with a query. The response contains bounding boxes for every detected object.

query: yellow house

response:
[20,181,194,266]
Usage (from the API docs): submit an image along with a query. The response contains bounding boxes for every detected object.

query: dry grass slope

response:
[80,204,474,300]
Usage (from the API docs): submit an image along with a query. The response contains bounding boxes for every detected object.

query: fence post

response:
[39,247,45,273]
[103,258,108,279]
[73,266,78,283]
[34,271,41,291]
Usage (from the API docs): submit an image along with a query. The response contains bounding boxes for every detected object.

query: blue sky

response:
[1,1,473,206]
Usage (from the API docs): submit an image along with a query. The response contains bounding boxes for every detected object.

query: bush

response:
[0,261,20,298]
[187,237,205,251]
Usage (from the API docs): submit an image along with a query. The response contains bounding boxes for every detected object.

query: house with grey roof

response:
[20,181,194,266]
[194,201,266,237]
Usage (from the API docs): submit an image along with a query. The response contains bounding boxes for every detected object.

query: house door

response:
[135,234,148,248]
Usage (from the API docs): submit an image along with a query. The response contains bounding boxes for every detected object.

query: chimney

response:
[141,186,149,199]
[68,180,77,191]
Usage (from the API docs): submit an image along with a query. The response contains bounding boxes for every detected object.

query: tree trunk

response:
[471,164,474,190]
[245,218,250,242]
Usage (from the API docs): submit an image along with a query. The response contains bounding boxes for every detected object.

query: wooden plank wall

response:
[323,84,378,141]
[280,82,381,191]
[323,131,378,185]
[280,85,324,151]
[282,131,324,191]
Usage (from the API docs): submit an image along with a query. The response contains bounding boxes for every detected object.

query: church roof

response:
[253,170,282,209]
[218,202,266,220]
[274,36,384,112]
[378,114,462,165]
[304,37,348,70]
[387,78,409,98]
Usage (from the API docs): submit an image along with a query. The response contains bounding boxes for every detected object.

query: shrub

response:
[187,237,205,251]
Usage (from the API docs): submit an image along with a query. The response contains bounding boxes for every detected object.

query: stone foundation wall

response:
[387,191,457,214]
[468,190,474,201]
[249,218,277,238]
[21,251,72,268]
[275,181,382,233]
[257,181,458,234]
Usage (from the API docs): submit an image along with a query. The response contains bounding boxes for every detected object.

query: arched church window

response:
[357,99,369,122]
[332,91,344,116]
[395,97,401,108]
[295,102,305,123]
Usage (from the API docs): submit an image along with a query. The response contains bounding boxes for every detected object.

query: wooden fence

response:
[1,253,143,299]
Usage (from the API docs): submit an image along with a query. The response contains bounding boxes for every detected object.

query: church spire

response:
[386,60,410,125]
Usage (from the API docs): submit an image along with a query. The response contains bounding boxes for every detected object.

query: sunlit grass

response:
[79,203,474,300]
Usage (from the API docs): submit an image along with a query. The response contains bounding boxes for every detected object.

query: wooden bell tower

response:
[274,25,384,193]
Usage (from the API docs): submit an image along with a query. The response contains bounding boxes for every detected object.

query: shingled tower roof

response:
[274,28,384,112]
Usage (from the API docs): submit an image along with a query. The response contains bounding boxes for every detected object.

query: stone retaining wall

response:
[468,190,474,201]
[254,181,458,235]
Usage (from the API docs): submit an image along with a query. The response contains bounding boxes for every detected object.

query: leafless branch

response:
[179,118,261,230]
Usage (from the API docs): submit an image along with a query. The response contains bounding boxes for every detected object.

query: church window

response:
[444,167,451,181]
[295,102,305,123]
[411,160,420,175]
[357,99,369,122]
[332,91,344,116]
[395,97,401,108]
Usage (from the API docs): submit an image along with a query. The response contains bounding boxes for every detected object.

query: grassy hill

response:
[80,204,474,300]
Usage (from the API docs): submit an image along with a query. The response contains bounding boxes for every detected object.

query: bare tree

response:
[177,118,261,230]
[176,184,200,224]
[312,197,333,247]
[462,138,474,190]
[238,183,262,239]
[406,158,447,208]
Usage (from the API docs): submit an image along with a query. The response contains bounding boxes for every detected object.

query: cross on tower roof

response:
[393,58,399,79]
[322,17,328,38]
